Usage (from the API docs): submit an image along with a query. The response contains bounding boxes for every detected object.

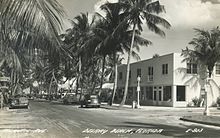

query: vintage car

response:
[9,95,29,109]
[80,94,100,108]
[63,93,79,104]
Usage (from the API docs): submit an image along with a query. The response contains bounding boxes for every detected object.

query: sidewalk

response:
[101,103,132,110]
[102,103,220,127]
[180,115,220,127]
[101,103,215,111]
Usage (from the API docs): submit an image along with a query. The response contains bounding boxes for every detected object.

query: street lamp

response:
[137,76,141,108]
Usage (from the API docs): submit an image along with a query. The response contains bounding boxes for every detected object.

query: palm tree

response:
[182,27,220,115]
[94,2,128,96]
[0,0,66,96]
[93,2,151,104]
[62,13,97,97]
[119,0,171,106]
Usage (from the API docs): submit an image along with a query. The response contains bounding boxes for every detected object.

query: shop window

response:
[119,72,122,80]
[146,86,153,100]
[177,86,186,101]
[140,87,144,100]
[153,91,157,101]
[128,87,133,99]
[159,91,162,101]
[163,86,172,101]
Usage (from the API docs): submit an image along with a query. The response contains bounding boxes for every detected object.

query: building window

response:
[187,63,197,74]
[163,86,172,101]
[137,68,141,77]
[148,67,153,81]
[146,86,153,100]
[216,64,220,75]
[119,72,122,80]
[162,64,168,74]
[177,86,186,101]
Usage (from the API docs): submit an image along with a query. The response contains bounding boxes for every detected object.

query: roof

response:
[118,53,181,67]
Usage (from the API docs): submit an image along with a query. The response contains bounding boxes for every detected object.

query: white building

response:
[117,53,220,107]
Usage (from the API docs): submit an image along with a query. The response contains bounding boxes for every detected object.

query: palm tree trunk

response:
[98,55,106,96]
[48,75,53,101]
[52,70,58,96]
[91,64,97,94]
[78,56,83,100]
[204,70,212,116]
[120,24,136,106]
[111,53,118,106]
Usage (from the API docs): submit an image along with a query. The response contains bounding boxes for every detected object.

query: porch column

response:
[172,85,177,107]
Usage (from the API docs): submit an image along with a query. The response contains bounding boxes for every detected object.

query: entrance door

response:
[153,86,162,105]
[177,86,186,101]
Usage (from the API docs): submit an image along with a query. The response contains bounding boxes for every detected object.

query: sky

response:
[58,0,220,63]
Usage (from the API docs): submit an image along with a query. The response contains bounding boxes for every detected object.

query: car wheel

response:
[97,105,100,108]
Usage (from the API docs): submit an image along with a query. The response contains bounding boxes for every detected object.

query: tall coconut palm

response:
[95,2,128,96]
[119,0,171,106]
[93,2,152,102]
[182,27,220,115]
[62,13,96,97]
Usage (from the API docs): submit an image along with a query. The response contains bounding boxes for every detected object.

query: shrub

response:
[192,97,199,107]
[192,97,204,107]
[216,97,220,106]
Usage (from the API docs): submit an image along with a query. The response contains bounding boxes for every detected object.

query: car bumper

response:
[10,104,29,108]
[87,103,100,107]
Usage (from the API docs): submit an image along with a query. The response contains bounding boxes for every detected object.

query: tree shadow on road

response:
[107,121,219,138]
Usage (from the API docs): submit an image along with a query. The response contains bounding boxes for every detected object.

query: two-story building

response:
[117,53,220,107]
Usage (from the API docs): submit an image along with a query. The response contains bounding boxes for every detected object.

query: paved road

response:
[0,101,220,138]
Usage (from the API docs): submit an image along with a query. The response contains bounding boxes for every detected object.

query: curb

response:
[100,106,121,110]
[100,105,136,110]
[180,116,220,127]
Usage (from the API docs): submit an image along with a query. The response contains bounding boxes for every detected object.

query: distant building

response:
[117,53,220,107]
[0,77,10,90]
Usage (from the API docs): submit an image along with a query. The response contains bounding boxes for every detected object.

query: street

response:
[0,101,220,138]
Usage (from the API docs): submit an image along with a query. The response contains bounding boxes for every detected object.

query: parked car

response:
[63,93,79,104]
[8,95,29,109]
[80,94,100,108]
[27,94,34,100]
